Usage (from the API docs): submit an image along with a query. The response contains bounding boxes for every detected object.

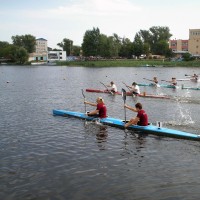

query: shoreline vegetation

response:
[56,59,200,67]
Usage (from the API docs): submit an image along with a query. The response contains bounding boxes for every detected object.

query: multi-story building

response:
[188,29,200,56]
[35,38,48,53]
[169,39,188,52]
[169,29,200,57]
[29,38,48,62]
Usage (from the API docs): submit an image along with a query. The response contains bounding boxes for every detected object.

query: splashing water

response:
[168,100,194,126]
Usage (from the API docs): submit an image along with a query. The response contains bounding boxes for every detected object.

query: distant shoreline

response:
[56,59,200,67]
[1,59,200,67]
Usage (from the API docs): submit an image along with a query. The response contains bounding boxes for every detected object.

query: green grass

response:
[56,59,200,67]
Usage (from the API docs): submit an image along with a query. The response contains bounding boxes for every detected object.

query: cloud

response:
[45,0,141,18]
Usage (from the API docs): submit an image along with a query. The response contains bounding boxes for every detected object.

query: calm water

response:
[0,65,200,200]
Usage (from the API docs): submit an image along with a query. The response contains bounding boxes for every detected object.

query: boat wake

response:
[172,96,200,104]
[164,96,194,128]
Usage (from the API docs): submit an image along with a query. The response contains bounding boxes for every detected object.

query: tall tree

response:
[82,27,100,56]
[112,33,122,57]
[57,38,73,56]
[11,34,36,53]
[119,37,133,58]
[98,34,110,57]
[149,26,172,55]
[132,33,143,57]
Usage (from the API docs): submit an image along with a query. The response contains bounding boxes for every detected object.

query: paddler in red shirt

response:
[84,97,107,118]
[124,102,148,128]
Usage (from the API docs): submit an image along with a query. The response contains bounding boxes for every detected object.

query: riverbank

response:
[56,59,200,67]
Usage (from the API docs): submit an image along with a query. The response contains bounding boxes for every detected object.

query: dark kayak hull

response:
[53,109,200,141]
[85,89,170,99]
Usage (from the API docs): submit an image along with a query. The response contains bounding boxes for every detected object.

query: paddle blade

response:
[121,88,126,101]
[81,89,85,98]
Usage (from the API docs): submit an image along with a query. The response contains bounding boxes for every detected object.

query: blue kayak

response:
[138,83,178,89]
[53,109,200,141]
[181,85,200,90]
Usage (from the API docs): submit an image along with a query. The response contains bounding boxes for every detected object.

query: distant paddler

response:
[143,77,160,87]
[161,77,177,86]
[106,81,118,93]
[124,82,140,96]
[185,73,199,82]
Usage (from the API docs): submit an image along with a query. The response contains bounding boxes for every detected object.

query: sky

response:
[1,0,200,48]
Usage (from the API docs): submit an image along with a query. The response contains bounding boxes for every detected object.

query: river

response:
[0,65,200,200]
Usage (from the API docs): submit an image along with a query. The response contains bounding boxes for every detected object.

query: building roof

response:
[36,38,47,41]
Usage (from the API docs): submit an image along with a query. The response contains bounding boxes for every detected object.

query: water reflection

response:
[121,130,148,167]
[84,121,108,150]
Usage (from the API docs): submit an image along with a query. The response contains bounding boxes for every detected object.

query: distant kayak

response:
[182,85,200,90]
[138,83,179,89]
[85,89,170,99]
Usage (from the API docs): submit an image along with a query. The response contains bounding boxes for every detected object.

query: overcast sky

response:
[1,0,200,48]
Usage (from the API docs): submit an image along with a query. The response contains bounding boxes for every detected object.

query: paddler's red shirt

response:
[137,109,148,126]
[97,103,107,118]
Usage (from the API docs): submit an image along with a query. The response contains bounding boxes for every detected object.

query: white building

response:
[48,51,67,61]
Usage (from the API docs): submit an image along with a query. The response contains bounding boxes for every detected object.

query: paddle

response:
[143,78,160,87]
[81,89,86,113]
[143,78,153,82]
[122,82,134,98]
[161,79,170,83]
[121,88,127,123]
[100,81,114,95]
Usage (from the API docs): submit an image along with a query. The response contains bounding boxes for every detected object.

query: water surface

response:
[0,65,200,200]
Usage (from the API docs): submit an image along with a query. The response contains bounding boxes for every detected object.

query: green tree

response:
[182,53,195,61]
[132,33,143,57]
[119,37,133,58]
[98,34,110,57]
[149,26,172,55]
[112,33,122,57]
[73,45,81,56]
[82,27,100,56]
[137,26,172,56]
[0,44,28,64]
[0,41,10,58]
[57,38,73,56]
[0,41,10,49]
[15,47,29,64]
[11,34,36,53]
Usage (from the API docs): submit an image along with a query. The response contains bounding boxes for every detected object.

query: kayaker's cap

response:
[132,82,137,85]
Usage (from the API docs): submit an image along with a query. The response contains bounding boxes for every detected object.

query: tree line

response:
[0,26,174,64]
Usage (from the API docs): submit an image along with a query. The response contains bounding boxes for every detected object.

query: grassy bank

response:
[56,59,200,67]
